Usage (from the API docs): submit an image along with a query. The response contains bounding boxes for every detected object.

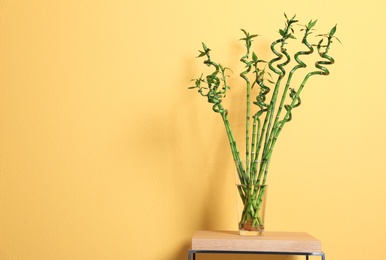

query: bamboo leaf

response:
[309,19,318,28]
[334,36,342,44]
[197,51,206,58]
[330,24,337,36]
[202,42,209,51]
[252,52,258,62]
[267,79,275,84]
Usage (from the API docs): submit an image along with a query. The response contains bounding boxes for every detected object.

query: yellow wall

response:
[1,1,385,259]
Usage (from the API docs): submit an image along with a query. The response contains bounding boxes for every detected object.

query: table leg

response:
[188,251,195,260]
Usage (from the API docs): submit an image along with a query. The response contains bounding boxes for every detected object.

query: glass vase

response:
[235,184,267,236]
[234,159,268,236]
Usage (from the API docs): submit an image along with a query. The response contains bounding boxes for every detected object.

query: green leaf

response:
[197,51,206,58]
[279,29,285,37]
[267,79,275,84]
[240,28,248,35]
[309,19,318,28]
[252,52,258,62]
[202,42,209,51]
[334,36,342,44]
[330,24,337,36]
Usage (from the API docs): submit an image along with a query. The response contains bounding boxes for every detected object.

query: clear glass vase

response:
[235,184,267,236]
[234,159,268,236]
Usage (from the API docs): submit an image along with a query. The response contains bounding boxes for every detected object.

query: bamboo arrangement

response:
[189,14,339,233]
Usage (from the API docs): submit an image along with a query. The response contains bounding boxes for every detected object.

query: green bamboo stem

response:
[263,48,290,156]
[261,15,297,157]
[257,16,297,183]
[261,21,317,182]
[270,20,315,130]
[266,30,336,159]
[250,66,270,184]
[254,41,286,186]
[240,51,252,182]
[250,67,269,173]
[240,30,258,184]
[264,38,284,143]
[250,115,261,183]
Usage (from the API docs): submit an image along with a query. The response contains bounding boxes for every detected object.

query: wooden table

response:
[189,230,325,259]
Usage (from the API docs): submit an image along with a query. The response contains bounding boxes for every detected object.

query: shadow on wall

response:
[165,55,232,260]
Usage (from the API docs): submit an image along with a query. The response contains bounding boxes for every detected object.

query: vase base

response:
[239,229,264,236]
